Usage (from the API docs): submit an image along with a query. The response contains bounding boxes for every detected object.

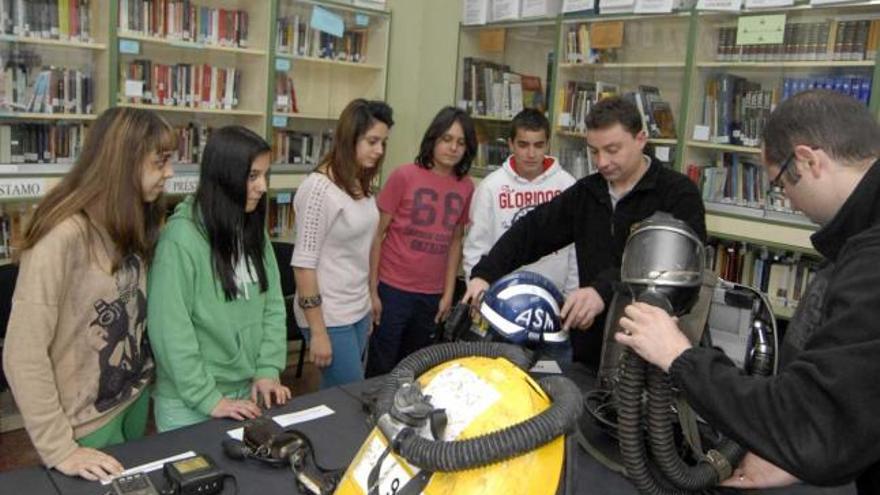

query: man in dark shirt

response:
[617,90,880,494]
[462,97,706,368]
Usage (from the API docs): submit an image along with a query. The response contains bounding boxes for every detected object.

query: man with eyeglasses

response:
[616,89,880,494]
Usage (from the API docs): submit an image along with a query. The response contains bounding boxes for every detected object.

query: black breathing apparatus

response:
[222,417,342,495]
[580,212,778,495]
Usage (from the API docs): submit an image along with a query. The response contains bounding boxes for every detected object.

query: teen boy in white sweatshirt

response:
[463,108,578,296]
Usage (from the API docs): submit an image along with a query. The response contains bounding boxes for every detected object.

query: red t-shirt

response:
[377,163,475,294]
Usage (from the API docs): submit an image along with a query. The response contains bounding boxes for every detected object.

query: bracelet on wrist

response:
[297,294,323,309]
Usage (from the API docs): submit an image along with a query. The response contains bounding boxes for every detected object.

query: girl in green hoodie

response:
[148,126,290,432]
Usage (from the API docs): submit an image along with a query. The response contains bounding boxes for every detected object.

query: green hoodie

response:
[148,196,286,416]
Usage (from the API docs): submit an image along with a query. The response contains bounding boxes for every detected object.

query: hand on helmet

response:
[461,278,489,310]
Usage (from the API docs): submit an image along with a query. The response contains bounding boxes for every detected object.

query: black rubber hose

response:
[374,342,583,472]
[617,348,685,495]
[395,374,583,472]
[646,366,744,491]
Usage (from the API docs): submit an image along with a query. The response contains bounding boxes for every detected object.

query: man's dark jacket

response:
[471,157,707,368]
[671,159,880,493]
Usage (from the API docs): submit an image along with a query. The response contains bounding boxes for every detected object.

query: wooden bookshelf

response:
[559,62,686,70]
[706,213,816,254]
[0,35,107,50]
[555,129,678,147]
[274,112,337,120]
[697,60,875,69]
[118,32,268,56]
[0,164,74,176]
[270,173,308,191]
[552,14,689,169]
[277,53,383,70]
[117,102,265,117]
[472,115,514,122]
[686,141,762,154]
[270,0,391,158]
[0,113,98,121]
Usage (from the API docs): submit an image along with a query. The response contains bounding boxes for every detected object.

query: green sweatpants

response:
[78,388,150,449]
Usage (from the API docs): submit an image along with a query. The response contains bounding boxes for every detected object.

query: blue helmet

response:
[479,271,568,346]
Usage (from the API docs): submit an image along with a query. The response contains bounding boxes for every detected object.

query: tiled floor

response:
[0,351,322,472]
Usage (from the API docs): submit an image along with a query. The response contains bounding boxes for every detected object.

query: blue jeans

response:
[365,282,440,378]
[302,314,370,389]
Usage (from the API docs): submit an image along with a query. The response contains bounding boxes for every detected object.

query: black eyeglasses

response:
[769,152,795,191]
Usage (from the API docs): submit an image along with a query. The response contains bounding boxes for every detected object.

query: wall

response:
[382,0,462,182]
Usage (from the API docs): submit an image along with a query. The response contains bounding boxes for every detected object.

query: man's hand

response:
[211,397,262,421]
[55,447,124,482]
[560,287,605,331]
[251,378,292,408]
[309,330,333,368]
[615,302,692,372]
[435,293,453,324]
[461,278,489,307]
[721,452,800,489]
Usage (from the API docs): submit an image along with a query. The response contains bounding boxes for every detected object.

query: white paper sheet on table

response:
[530,360,563,374]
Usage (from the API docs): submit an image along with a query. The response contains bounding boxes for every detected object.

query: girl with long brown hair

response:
[292,99,393,388]
[2,107,176,481]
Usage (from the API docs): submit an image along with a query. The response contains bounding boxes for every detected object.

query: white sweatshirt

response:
[464,155,579,294]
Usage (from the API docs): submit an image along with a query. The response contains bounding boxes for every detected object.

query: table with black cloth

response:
[47,386,370,495]
[0,464,59,494]
[3,363,857,495]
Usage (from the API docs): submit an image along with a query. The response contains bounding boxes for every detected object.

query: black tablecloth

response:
[48,386,369,495]
[0,465,58,494]
[1,363,859,495]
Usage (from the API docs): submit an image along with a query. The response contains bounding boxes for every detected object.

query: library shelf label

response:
[164,176,199,195]
[0,178,46,199]
[119,39,141,55]
[276,58,292,72]
[736,15,787,45]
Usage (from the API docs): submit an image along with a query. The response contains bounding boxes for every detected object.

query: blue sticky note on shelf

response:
[119,39,140,54]
[272,115,288,128]
[275,58,292,72]
[355,13,370,27]
[311,6,344,38]
[276,192,292,204]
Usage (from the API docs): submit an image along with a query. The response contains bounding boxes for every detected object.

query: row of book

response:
[557,80,608,133]
[276,14,369,63]
[274,73,298,114]
[0,0,91,41]
[625,87,676,139]
[686,153,792,213]
[558,146,595,179]
[0,122,84,164]
[118,0,250,48]
[0,203,33,259]
[562,22,620,65]
[461,57,544,119]
[706,239,818,311]
[474,139,508,169]
[172,122,210,165]
[268,194,295,240]
[715,19,880,63]
[0,57,94,115]
[121,60,241,110]
[271,129,333,166]
[701,74,770,146]
[781,76,872,105]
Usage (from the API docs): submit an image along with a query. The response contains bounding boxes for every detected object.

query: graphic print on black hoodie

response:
[90,255,151,412]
